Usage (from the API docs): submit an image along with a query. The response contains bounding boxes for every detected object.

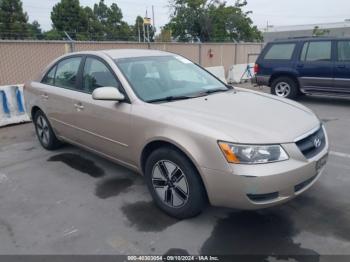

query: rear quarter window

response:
[42,65,57,85]
[263,43,296,60]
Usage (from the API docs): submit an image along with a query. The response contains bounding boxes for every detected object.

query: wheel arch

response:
[140,139,209,199]
[31,105,42,120]
[269,72,300,88]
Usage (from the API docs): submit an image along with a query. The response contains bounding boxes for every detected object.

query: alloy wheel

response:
[151,160,189,208]
[275,82,291,97]
[36,115,50,146]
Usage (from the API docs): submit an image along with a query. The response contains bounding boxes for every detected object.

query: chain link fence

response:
[0,40,263,85]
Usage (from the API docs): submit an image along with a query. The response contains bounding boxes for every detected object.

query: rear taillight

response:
[254,64,260,74]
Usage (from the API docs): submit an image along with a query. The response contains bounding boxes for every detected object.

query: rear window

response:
[264,43,296,60]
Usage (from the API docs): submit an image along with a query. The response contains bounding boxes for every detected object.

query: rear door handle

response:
[296,64,304,68]
[74,103,84,110]
[336,65,346,69]
[41,94,48,99]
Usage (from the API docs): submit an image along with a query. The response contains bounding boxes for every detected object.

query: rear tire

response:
[271,76,300,99]
[145,147,207,219]
[34,110,61,150]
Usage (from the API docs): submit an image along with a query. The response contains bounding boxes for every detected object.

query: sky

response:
[22,0,350,32]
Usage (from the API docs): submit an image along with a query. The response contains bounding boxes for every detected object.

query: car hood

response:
[159,89,320,144]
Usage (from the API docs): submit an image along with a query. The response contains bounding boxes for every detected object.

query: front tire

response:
[271,76,300,99]
[145,147,207,219]
[34,110,61,150]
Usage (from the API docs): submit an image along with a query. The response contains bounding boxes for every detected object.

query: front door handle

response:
[74,103,84,110]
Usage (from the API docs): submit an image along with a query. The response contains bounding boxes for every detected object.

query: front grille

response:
[296,127,326,159]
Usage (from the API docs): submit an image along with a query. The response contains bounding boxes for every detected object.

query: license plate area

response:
[316,154,328,173]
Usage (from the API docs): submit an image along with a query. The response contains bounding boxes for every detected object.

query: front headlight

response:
[218,142,289,164]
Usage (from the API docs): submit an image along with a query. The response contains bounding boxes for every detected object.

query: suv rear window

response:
[264,43,296,60]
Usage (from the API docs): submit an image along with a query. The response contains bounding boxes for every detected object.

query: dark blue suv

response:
[253,37,350,99]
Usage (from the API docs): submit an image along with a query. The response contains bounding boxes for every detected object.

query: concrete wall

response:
[0,40,263,85]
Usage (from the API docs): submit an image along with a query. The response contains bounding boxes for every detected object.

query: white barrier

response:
[227,63,255,84]
[205,66,227,84]
[0,85,30,127]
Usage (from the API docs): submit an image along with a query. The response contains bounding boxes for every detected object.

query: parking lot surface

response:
[0,85,350,260]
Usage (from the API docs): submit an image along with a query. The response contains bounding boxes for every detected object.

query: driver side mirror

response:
[92,87,125,101]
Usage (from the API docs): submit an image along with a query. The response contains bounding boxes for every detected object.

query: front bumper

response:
[201,134,329,210]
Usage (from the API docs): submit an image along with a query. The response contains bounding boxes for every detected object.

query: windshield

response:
[115,55,228,102]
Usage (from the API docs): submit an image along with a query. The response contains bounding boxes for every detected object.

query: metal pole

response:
[234,43,238,65]
[198,43,202,65]
[147,24,150,43]
[143,23,146,42]
[138,22,141,42]
[152,5,155,28]
[64,31,74,52]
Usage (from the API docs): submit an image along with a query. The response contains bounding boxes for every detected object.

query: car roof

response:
[270,36,350,43]
[69,49,172,59]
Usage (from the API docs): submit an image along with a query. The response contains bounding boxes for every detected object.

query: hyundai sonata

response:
[24,49,329,218]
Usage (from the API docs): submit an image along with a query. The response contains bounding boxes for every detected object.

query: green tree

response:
[84,6,105,40]
[132,16,144,41]
[167,0,207,42]
[28,20,43,39]
[0,0,29,39]
[92,0,132,41]
[43,29,63,40]
[167,0,262,42]
[156,27,172,42]
[106,3,131,40]
[51,0,88,40]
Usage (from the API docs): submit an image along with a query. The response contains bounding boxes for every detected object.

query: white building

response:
[263,21,350,42]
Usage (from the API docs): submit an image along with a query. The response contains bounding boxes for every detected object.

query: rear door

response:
[72,56,133,166]
[297,40,334,92]
[334,40,350,94]
[42,56,84,140]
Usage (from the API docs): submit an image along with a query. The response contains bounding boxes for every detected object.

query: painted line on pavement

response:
[330,151,350,159]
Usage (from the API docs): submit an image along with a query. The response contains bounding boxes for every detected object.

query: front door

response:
[72,56,133,166]
[297,40,334,93]
[334,40,350,94]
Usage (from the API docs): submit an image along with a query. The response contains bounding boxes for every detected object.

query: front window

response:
[83,58,119,93]
[42,65,57,85]
[115,55,228,102]
[337,41,350,61]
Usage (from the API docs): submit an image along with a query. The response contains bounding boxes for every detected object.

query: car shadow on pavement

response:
[200,207,320,262]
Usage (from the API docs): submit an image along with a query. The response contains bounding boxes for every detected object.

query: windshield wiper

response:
[190,88,230,98]
[204,88,229,94]
[147,87,233,103]
[147,95,193,103]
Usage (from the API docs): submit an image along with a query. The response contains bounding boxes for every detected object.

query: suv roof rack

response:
[274,36,336,41]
